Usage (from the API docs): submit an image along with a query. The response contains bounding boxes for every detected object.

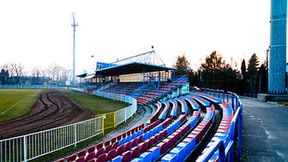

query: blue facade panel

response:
[268,0,287,93]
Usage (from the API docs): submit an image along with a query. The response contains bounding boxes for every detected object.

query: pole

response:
[71,12,78,85]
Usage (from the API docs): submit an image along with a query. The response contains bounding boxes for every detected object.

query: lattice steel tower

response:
[268,0,287,93]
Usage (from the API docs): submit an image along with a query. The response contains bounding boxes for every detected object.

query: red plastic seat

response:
[140,142,148,153]
[86,152,96,161]
[124,141,132,152]
[106,149,117,161]
[96,153,106,162]
[105,144,112,153]
[131,138,138,147]
[104,140,111,147]
[137,135,143,143]
[148,138,154,148]
[77,149,86,158]
[111,137,117,143]
[116,145,125,155]
[117,135,122,141]
[122,151,132,162]
[157,142,167,154]
[95,147,105,158]
[87,158,96,162]
[66,154,76,162]
[131,145,141,159]
[55,158,64,162]
[112,142,119,149]
[96,143,103,150]
[87,146,95,154]
[75,157,85,162]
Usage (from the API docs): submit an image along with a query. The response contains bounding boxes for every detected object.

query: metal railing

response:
[94,91,137,126]
[196,88,243,162]
[0,85,62,89]
[0,88,137,162]
[0,116,104,162]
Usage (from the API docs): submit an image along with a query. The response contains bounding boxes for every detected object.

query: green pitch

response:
[60,89,129,115]
[0,89,41,122]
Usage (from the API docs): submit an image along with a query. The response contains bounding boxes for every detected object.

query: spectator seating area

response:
[56,92,240,162]
[136,77,188,105]
[94,76,188,105]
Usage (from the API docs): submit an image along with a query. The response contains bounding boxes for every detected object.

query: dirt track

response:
[0,89,94,139]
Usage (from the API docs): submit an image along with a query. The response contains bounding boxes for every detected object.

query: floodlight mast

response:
[71,12,78,85]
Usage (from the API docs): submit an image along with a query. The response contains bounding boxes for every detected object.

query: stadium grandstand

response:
[0,50,242,162]
[77,50,190,105]
[55,90,242,162]
[51,50,241,162]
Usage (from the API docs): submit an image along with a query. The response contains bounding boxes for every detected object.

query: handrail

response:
[196,138,225,162]
[196,88,243,161]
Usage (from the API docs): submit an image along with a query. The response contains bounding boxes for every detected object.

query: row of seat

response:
[136,78,188,105]
[129,114,191,162]
[158,102,170,120]
[192,95,211,107]
[178,99,188,114]
[89,94,204,162]
[199,102,234,162]
[169,100,178,117]
[56,123,145,162]
[149,102,162,123]
[57,92,236,162]
[161,105,215,162]
[183,97,200,111]
[110,117,177,161]
[61,118,161,162]
[198,93,222,104]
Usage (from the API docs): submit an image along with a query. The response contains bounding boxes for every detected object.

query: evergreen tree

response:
[241,59,247,80]
[247,53,259,79]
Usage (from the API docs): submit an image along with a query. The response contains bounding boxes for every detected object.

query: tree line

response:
[174,51,267,96]
[0,63,71,85]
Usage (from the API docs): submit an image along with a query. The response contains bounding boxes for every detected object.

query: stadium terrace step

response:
[199,102,234,161]
[184,97,200,111]
[55,91,242,162]
[198,93,223,104]
[169,101,178,117]
[149,102,162,123]
[177,99,188,114]
[161,106,215,162]
[192,96,211,107]
[158,102,170,120]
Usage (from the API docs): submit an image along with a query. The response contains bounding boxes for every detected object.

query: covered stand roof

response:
[96,62,175,76]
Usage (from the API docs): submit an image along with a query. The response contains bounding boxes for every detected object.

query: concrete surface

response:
[241,98,288,162]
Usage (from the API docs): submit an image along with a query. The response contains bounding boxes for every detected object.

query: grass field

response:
[60,89,129,115]
[0,89,41,122]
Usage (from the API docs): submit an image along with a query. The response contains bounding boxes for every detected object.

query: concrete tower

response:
[268,0,287,93]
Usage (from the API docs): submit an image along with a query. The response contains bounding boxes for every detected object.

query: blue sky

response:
[0,0,284,75]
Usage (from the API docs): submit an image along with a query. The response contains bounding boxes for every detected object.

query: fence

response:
[71,88,137,130]
[0,116,103,162]
[0,88,137,162]
[94,90,137,129]
[0,85,62,89]
[196,88,243,161]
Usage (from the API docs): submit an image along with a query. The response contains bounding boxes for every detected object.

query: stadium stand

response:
[136,76,188,105]
[55,90,243,162]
